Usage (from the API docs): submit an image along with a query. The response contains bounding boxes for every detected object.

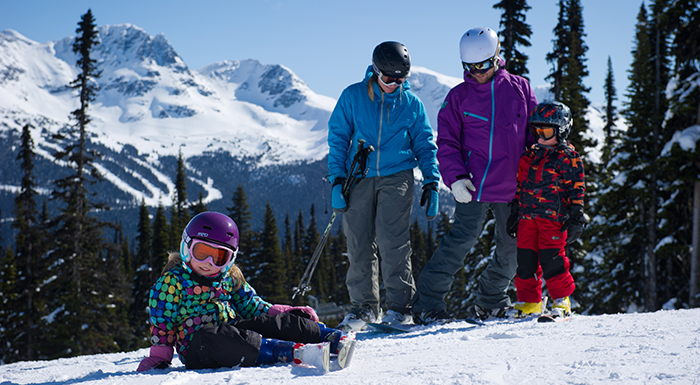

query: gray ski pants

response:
[413,201,517,313]
[342,169,415,317]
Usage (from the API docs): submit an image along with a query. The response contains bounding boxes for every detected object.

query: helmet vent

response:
[203,225,212,230]
[227,232,235,238]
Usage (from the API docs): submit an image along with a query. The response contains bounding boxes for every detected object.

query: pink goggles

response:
[187,238,237,268]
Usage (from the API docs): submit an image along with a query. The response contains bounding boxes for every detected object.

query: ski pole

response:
[292,140,374,299]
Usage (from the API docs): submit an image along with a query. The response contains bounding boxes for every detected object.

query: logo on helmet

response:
[198,232,208,237]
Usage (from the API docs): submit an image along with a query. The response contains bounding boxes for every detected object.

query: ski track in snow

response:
[1,308,699,384]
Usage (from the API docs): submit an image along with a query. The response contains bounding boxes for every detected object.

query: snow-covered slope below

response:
[1,308,698,384]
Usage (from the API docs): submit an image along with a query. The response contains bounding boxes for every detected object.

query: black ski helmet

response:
[372,41,411,78]
[529,101,573,141]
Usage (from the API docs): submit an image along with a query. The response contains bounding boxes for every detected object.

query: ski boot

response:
[506,298,547,319]
[551,296,572,318]
[257,339,330,372]
[319,323,357,369]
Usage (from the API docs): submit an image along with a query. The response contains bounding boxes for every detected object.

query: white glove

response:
[451,179,476,203]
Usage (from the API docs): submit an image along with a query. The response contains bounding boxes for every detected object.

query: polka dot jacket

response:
[148,265,272,364]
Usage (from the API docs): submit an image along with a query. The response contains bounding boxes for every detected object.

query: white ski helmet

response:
[459,27,501,65]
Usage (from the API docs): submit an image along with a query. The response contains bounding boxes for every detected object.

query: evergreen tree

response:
[169,151,189,251]
[493,0,532,78]
[151,203,170,267]
[255,202,287,303]
[293,210,307,292]
[0,208,20,363]
[603,56,618,161]
[305,205,328,299]
[282,214,297,299]
[8,124,48,362]
[658,0,700,307]
[131,199,154,343]
[590,2,672,312]
[45,9,129,358]
[190,192,207,216]
[328,225,349,305]
[559,0,594,155]
[546,0,568,100]
[410,218,428,278]
[228,184,255,275]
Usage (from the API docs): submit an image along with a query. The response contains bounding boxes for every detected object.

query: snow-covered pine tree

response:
[45,9,129,358]
[493,0,533,78]
[131,199,154,345]
[254,202,287,303]
[8,124,49,362]
[228,184,255,276]
[169,151,189,251]
[658,0,700,308]
[151,203,169,269]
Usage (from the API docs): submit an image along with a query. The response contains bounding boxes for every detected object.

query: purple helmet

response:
[180,211,239,271]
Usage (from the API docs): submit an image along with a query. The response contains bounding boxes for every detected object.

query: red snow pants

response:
[514,218,575,303]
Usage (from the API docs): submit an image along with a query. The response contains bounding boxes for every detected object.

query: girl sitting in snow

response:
[137,211,354,372]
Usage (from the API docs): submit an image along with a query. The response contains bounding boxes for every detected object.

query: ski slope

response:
[1,308,698,384]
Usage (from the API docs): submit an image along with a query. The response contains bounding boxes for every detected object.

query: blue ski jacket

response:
[327,66,439,185]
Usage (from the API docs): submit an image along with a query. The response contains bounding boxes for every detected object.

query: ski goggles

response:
[530,124,557,140]
[373,64,407,87]
[462,57,498,75]
[187,238,237,268]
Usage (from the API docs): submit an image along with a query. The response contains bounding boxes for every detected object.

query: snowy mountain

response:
[0,24,616,242]
[1,308,698,384]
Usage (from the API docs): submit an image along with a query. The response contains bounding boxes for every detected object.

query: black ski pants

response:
[185,312,322,369]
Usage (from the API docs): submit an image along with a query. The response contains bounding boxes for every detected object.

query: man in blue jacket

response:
[328,41,440,331]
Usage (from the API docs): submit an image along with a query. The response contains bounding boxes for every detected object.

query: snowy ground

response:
[2,308,699,385]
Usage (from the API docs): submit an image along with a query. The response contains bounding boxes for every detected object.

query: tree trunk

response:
[691,101,700,308]
[691,179,700,307]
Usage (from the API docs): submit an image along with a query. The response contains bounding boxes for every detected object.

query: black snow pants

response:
[185,312,322,369]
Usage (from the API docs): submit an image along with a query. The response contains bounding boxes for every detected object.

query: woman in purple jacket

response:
[412,27,538,323]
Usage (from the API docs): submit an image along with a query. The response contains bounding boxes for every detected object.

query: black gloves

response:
[506,199,519,238]
[561,205,587,244]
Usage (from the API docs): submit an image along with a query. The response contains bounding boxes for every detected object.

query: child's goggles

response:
[530,124,558,140]
[462,57,498,75]
[188,238,237,268]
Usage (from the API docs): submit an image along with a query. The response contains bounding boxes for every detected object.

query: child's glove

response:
[420,182,439,220]
[331,177,347,213]
[268,304,319,322]
[506,199,520,238]
[451,178,476,204]
[561,205,587,244]
[137,345,173,372]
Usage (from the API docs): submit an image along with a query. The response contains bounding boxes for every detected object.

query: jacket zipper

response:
[377,91,384,176]
[477,79,496,202]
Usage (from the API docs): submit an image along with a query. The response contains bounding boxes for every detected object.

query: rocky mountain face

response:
[0,25,460,243]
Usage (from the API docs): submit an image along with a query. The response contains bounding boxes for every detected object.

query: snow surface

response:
[2,308,699,384]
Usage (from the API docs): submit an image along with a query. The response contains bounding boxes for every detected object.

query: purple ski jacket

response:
[436,64,538,203]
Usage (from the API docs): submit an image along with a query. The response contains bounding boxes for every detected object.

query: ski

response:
[366,318,485,334]
[537,314,572,323]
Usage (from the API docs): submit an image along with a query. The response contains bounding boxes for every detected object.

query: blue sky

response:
[2,0,641,105]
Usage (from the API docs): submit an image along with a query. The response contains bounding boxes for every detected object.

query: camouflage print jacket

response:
[148,264,271,364]
[515,141,585,222]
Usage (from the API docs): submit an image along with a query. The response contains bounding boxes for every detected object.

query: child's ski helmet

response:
[529,101,574,141]
[372,41,411,79]
[180,211,239,273]
[459,27,501,66]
